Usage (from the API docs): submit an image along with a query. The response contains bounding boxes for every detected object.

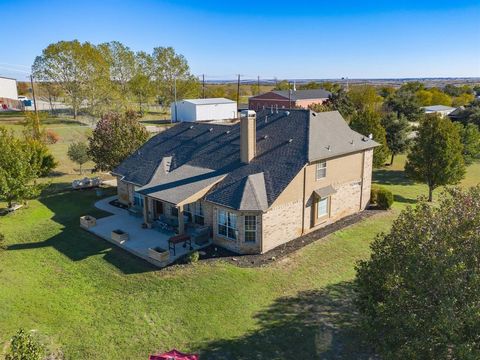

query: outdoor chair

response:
[191,226,210,245]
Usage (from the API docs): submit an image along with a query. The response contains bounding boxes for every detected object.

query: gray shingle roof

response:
[272,89,331,101]
[114,109,377,211]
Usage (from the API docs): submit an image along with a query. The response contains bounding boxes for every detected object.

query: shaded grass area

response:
[0,138,479,358]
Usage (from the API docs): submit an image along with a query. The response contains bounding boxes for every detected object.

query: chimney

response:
[240,110,256,164]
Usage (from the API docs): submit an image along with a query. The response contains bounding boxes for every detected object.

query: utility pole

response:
[257,75,260,95]
[173,76,178,123]
[288,81,292,108]
[30,74,40,138]
[202,74,205,98]
[236,74,241,108]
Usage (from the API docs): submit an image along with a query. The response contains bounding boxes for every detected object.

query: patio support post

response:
[177,204,185,235]
[143,196,149,223]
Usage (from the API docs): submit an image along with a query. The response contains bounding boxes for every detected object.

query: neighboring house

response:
[171,98,237,122]
[248,89,331,110]
[421,105,456,118]
[113,109,378,255]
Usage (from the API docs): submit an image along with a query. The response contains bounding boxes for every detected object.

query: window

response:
[133,193,144,208]
[171,206,178,217]
[316,161,327,180]
[195,202,204,225]
[244,215,257,243]
[218,209,237,240]
[317,197,329,218]
[183,203,193,222]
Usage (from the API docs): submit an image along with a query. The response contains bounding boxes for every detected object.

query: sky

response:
[1,0,479,81]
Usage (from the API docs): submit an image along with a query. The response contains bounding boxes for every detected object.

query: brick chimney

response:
[240,110,256,163]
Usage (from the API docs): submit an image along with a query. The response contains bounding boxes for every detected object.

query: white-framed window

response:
[317,197,329,218]
[218,209,237,240]
[184,203,193,222]
[244,215,257,243]
[316,161,327,180]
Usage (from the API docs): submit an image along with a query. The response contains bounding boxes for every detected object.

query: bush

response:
[0,232,4,250]
[185,251,200,264]
[371,185,394,209]
[5,329,45,360]
[43,129,60,144]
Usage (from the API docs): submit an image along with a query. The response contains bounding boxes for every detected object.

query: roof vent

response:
[285,111,290,116]
[209,128,213,132]
[350,140,354,145]
[362,136,368,142]
[263,135,269,140]
[288,138,293,143]
[326,145,331,151]
[368,133,373,139]
[312,112,316,116]
[189,125,194,129]
[226,130,231,134]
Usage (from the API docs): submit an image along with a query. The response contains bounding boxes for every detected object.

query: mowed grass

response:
[1,112,479,359]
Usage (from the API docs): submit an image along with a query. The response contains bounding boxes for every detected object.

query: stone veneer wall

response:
[361,149,373,209]
[117,177,135,205]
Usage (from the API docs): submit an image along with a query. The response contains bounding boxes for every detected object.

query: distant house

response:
[248,89,331,110]
[421,105,456,118]
[171,98,237,122]
[113,109,378,255]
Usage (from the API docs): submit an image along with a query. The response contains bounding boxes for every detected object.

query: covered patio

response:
[85,196,211,268]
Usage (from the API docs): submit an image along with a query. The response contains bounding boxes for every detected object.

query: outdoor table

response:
[168,234,192,255]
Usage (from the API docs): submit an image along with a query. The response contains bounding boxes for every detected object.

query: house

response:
[421,105,456,118]
[171,98,237,122]
[113,109,378,255]
[248,89,331,111]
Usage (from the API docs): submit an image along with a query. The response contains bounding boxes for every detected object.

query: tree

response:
[129,73,155,112]
[454,122,480,165]
[25,139,57,177]
[348,85,383,112]
[452,92,475,107]
[429,87,452,106]
[328,89,355,119]
[273,80,290,91]
[5,329,45,360]
[68,141,90,174]
[88,111,149,171]
[381,112,410,165]
[384,89,424,122]
[320,81,342,94]
[350,110,389,167]
[355,187,480,359]
[405,114,465,201]
[0,128,42,207]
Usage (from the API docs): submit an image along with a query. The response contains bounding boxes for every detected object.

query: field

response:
[0,112,479,359]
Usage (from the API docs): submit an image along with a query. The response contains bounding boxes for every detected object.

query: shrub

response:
[0,232,4,249]
[5,329,45,360]
[43,129,60,144]
[185,251,200,264]
[371,185,394,209]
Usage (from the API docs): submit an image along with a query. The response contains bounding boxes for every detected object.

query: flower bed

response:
[148,246,170,263]
[111,229,129,244]
[80,215,96,229]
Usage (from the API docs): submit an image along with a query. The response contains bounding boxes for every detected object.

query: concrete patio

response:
[85,196,211,268]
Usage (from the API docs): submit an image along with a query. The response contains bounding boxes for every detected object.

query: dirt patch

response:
[195,209,385,268]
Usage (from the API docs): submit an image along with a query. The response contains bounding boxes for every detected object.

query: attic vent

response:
[263,135,269,140]
[209,128,213,132]
[225,130,231,134]
[362,136,369,142]
[288,138,293,143]
[350,140,354,145]
[326,145,331,151]
[285,111,290,116]
[189,125,194,129]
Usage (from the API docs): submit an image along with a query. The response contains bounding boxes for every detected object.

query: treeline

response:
[32,40,200,118]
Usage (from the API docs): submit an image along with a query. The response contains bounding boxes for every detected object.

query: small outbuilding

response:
[421,105,456,118]
[171,98,237,122]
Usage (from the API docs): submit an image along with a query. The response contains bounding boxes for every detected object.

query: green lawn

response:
[0,115,479,359]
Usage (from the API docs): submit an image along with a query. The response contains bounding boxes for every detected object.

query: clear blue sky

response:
[1,0,479,81]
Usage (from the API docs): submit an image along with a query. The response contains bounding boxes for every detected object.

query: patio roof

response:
[138,165,227,206]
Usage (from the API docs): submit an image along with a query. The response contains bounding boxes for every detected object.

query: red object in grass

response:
[149,349,198,360]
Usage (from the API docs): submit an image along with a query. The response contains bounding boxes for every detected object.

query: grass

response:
[1,111,479,358]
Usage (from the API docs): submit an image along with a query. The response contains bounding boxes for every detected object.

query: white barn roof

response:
[181,98,235,105]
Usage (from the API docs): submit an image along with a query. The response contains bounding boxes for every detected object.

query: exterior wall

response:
[295,98,329,108]
[117,177,135,205]
[361,149,373,209]
[248,92,328,110]
[211,204,262,254]
[0,77,18,100]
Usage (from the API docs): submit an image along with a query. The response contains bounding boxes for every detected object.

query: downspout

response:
[359,150,365,211]
[301,165,307,235]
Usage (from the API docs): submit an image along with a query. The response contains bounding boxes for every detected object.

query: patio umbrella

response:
[149,349,199,360]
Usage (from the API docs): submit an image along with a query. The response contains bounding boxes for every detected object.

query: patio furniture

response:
[154,215,180,233]
[111,229,129,244]
[168,234,192,256]
[80,215,96,229]
[190,226,210,246]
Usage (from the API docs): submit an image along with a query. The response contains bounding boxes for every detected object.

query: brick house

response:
[248,89,331,111]
[113,109,378,255]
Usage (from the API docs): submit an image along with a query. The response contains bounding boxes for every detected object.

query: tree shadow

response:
[198,282,377,359]
[393,194,418,204]
[373,170,414,186]
[6,186,157,275]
